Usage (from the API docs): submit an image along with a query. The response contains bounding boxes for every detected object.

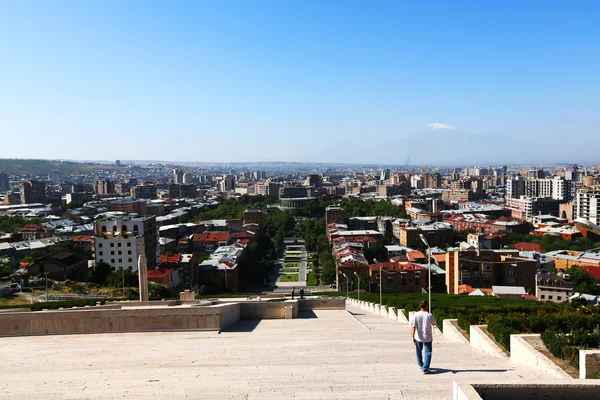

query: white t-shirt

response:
[410,310,437,343]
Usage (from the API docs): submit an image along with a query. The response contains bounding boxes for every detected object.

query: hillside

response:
[0,159,121,177]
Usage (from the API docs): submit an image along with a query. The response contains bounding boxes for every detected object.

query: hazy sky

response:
[1,1,599,164]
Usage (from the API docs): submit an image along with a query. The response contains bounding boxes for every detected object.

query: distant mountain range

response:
[307,124,593,166]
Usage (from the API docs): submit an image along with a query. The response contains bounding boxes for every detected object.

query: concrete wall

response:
[298,299,345,310]
[455,382,600,400]
[469,325,507,358]
[217,303,241,330]
[510,334,571,378]
[117,300,178,307]
[240,300,298,320]
[380,305,388,317]
[0,303,241,337]
[0,308,31,314]
[453,381,482,400]
[580,350,600,379]
[388,307,397,320]
[397,309,409,324]
[443,319,469,344]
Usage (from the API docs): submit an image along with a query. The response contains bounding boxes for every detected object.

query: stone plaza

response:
[0,304,561,399]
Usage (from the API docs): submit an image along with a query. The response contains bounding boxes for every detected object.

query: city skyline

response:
[1,1,599,163]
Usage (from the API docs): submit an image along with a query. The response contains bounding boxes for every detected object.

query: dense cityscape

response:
[2,159,600,300]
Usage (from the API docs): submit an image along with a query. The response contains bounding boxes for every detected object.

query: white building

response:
[182,172,193,184]
[576,186,600,225]
[94,216,158,271]
[506,177,571,201]
[173,169,184,184]
[95,232,140,272]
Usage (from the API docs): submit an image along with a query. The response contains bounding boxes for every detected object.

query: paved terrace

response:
[0,304,558,399]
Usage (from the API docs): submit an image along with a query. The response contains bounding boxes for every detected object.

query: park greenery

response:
[565,266,600,295]
[306,270,319,286]
[299,196,407,219]
[0,216,45,234]
[505,231,600,253]
[191,195,277,222]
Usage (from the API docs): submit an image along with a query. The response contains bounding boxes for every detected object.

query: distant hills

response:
[0,159,121,177]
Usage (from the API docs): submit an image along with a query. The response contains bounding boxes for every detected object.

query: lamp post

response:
[340,272,349,298]
[44,272,48,302]
[354,272,360,301]
[374,258,381,306]
[419,234,431,315]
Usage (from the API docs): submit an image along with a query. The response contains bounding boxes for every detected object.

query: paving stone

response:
[0,306,561,399]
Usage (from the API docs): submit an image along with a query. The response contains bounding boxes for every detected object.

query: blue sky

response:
[1,1,599,164]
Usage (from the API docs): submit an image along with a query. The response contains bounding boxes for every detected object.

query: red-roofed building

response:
[513,242,543,253]
[158,253,198,289]
[457,284,493,296]
[192,232,230,253]
[69,235,94,251]
[147,267,179,288]
[369,261,427,293]
[581,266,600,281]
[230,231,255,241]
[18,224,54,241]
[406,250,426,263]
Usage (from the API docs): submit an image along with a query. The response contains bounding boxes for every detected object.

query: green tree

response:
[107,269,138,288]
[566,266,600,295]
[90,262,113,285]
[0,260,14,279]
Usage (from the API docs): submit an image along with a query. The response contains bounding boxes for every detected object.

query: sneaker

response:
[422,370,431,375]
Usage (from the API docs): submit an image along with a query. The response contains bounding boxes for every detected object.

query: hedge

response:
[541,329,600,369]
[0,299,109,311]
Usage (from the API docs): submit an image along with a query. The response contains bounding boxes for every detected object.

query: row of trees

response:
[191,195,277,222]
[299,196,408,219]
[0,216,45,234]
[505,231,600,253]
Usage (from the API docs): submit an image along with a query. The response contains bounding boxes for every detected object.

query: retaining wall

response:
[0,303,241,337]
[298,299,345,310]
[443,319,469,344]
[469,325,507,358]
[580,350,600,379]
[510,334,571,378]
[240,300,298,320]
[453,380,600,400]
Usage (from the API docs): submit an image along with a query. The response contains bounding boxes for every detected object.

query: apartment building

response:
[94,216,158,271]
[325,205,345,225]
[506,176,571,202]
[108,199,147,215]
[20,180,45,204]
[536,273,573,303]
[576,186,600,225]
[506,196,561,221]
[445,249,536,294]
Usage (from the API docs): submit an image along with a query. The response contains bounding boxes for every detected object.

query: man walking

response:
[410,300,437,374]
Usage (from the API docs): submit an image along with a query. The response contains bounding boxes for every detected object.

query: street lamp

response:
[340,272,349,298]
[44,272,48,302]
[374,258,382,306]
[354,271,360,301]
[419,234,432,315]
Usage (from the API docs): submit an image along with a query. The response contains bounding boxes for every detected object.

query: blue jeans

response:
[415,340,432,371]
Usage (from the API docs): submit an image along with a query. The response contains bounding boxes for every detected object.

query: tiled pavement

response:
[0,305,559,399]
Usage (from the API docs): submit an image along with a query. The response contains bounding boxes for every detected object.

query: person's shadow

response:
[428,368,508,374]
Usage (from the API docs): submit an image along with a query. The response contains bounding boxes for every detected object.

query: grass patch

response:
[280,274,299,282]
[307,271,319,286]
